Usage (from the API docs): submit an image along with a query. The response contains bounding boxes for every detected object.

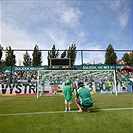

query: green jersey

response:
[122,82,125,87]
[63,85,73,101]
[76,87,93,107]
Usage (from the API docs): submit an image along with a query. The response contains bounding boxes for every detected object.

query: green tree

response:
[60,49,67,58]
[32,45,42,66]
[122,51,133,65]
[130,52,133,64]
[0,44,3,65]
[47,44,59,65]
[23,51,32,66]
[5,46,16,66]
[105,44,117,64]
[0,60,6,66]
[67,44,77,66]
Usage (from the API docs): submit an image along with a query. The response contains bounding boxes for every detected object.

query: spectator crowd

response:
[0,70,38,84]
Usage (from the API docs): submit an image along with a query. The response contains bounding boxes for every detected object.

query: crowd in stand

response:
[0,69,133,85]
[0,70,38,84]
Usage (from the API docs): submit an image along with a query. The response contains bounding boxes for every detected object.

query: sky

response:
[0,0,132,65]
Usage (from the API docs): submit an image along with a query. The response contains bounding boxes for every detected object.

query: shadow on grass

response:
[72,107,101,113]
[90,108,101,113]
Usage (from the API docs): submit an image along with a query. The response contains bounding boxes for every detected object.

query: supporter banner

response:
[39,81,132,94]
[0,82,37,94]
[0,82,132,95]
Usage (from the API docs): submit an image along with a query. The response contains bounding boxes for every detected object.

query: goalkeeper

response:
[75,81,93,112]
[63,80,74,112]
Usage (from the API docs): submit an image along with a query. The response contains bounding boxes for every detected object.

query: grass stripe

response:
[0,107,133,116]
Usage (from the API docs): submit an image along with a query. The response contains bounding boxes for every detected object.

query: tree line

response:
[0,44,133,66]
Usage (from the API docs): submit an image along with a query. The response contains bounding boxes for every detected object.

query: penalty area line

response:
[0,107,133,116]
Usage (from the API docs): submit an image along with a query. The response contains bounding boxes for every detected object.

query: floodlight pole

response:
[10,54,15,84]
[81,50,83,70]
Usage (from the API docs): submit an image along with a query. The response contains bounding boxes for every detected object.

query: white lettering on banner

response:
[30,67,44,70]
[15,67,30,71]
[15,67,45,71]
[88,66,97,69]
[97,66,103,69]
[83,65,117,70]
[83,66,98,70]
[103,66,109,69]
[83,66,88,69]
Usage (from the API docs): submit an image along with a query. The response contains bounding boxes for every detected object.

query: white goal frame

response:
[37,70,117,98]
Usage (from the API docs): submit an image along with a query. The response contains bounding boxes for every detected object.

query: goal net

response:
[37,70,117,98]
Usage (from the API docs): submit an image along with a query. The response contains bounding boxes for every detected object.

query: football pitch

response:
[0,93,133,133]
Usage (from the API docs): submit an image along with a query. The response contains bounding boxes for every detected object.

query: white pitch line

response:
[0,111,77,116]
[100,107,133,111]
[0,107,133,116]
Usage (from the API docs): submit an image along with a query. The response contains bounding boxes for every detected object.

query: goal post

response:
[113,70,117,96]
[37,69,117,98]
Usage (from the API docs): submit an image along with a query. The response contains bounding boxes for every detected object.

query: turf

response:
[0,92,133,133]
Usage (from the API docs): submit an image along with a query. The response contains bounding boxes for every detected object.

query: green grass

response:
[0,93,133,133]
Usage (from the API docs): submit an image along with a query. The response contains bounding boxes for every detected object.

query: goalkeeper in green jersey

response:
[75,81,93,112]
[63,80,74,112]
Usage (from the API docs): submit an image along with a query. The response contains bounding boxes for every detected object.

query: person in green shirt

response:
[107,80,112,91]
[121,81,126,92]
[63,80,73,112]
[75,81,93,112]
